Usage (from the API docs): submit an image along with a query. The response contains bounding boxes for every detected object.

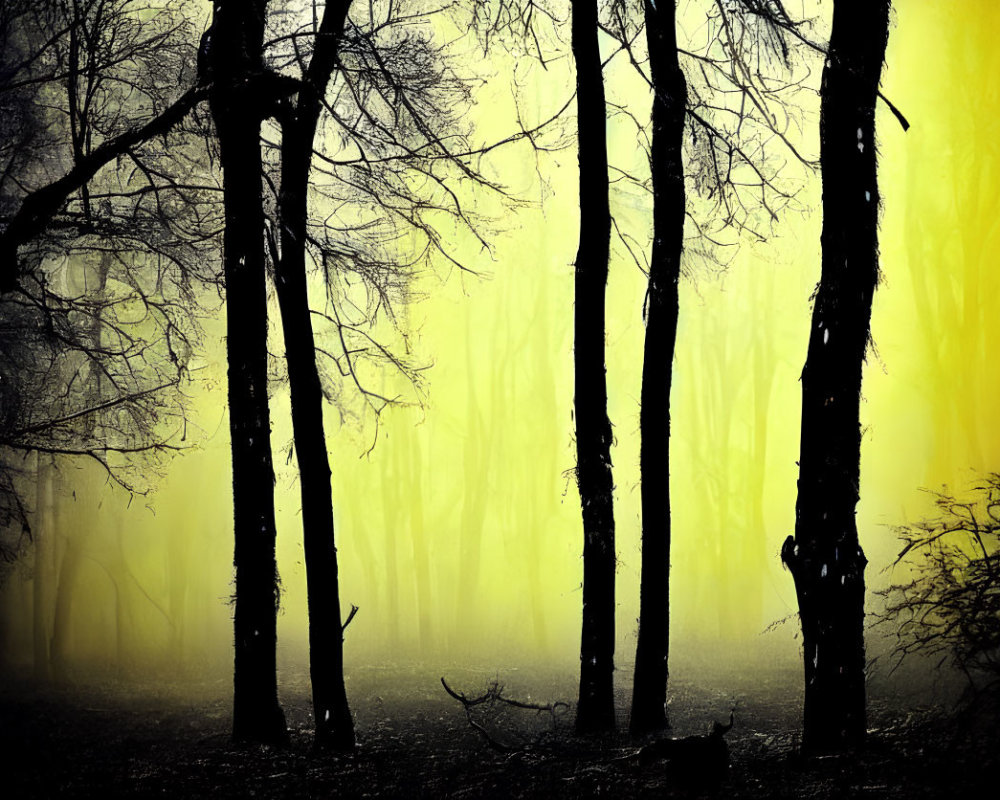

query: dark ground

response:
[1,663,995,798]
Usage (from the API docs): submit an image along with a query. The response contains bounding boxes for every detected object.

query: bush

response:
[878,474,1000,692]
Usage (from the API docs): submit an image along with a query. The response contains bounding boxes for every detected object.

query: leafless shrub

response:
[876,475,1000,697]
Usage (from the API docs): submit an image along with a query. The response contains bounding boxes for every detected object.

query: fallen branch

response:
[440,676,570,754]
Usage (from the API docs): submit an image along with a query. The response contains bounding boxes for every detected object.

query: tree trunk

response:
[630,0,687,738]
[571,0,616,735]
[274,0,355,750]
[408,437,434,650]
[781,0,890,753]
[50,515,82,685]
[455,328,488,640]
[208,0,287,746]
[32,454,53,681]
[381,466,402,649]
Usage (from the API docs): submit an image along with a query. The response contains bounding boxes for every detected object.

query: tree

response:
[571,0,616,735]
[206,0,289,746]
[602,0,810,735]
[629,0,686,738]
[258,0,528,745]
[0,0,305,741]
[781,0,892,752]
[271,0,355,751]
[267,0,551,743]
[0,0,207,679]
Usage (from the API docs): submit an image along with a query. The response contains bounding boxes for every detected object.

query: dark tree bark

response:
[571,0,616,735]
[208,0,287,746]
[781,0,890,753]
[630,0,687,738]
[274,0,355,751]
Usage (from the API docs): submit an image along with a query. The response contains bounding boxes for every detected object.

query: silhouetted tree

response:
[629,0,686,738]
[3,0,467,748]
[602,0,810,736]
[206,0,289,746]
[781,0,891,752]
[271,0,355,751]
[571,0,616,735]
[266,0,565,743]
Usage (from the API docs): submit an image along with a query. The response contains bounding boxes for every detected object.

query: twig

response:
[440,676,570,755]
[342,604,359,632]
[441,677,515,753]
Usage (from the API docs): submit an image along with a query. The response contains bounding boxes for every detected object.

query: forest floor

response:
[1,662,995,799]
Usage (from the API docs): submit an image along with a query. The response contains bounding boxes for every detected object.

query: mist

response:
[1,0,997,797]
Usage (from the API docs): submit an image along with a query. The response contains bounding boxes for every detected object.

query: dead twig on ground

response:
[440,676,570,754]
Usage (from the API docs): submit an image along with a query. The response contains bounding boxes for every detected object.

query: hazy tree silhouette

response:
[781,0,892,752]
[470,0,812,735]
[0,0,207,293]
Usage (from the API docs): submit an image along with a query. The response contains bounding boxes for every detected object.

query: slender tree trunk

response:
[50,517,82,684]
[381,457,401,648]
[455,339,488,641]
[167,504,189,670]
[571,0,616,735]
[629,0,687,738]
[781,0,890,753]
[527,276,555,653]
[32,454,53,681]
[274,0,355,750]
[111,521,132,674]
[208,0,287,746]
[744,321,774,631]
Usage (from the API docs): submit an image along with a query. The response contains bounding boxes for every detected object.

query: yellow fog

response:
[2,1,998,688]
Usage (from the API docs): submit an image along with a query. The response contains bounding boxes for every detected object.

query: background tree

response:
[471,0,811,734]
[781,0,891,752]
[469,0,623,733]
[0,1,209,294]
